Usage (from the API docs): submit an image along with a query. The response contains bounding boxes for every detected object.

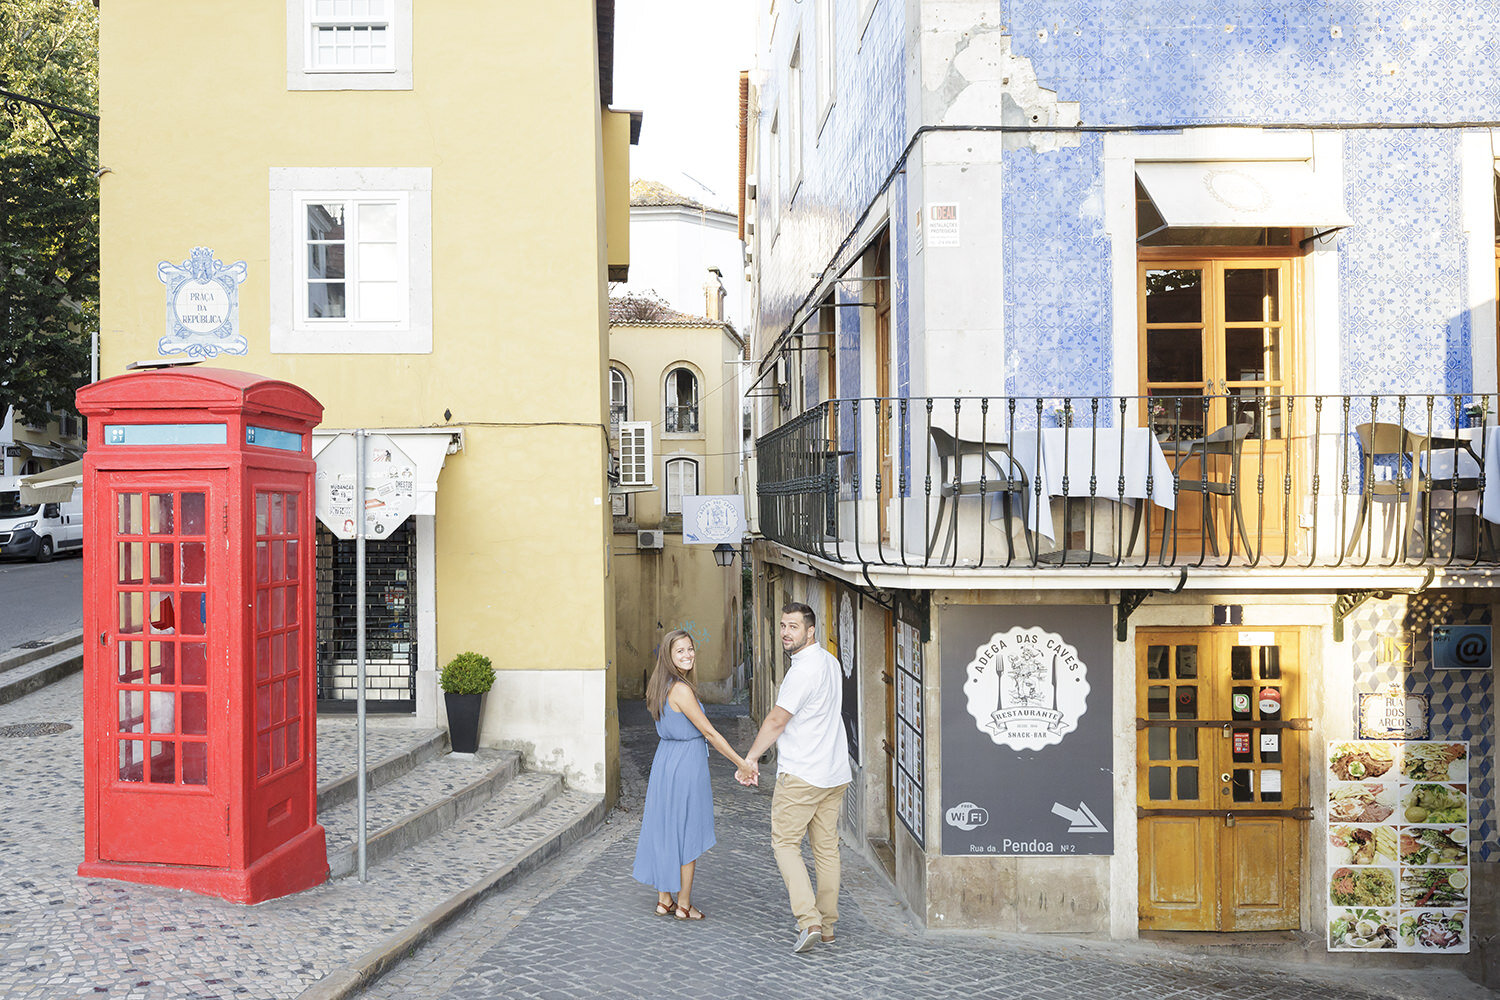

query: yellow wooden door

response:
[1137,629,1306,931]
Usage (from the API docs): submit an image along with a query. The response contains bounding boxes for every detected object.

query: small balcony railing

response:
[754,394,1500,571]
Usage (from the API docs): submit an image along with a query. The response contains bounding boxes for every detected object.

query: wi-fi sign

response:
[1432,625,1492,670]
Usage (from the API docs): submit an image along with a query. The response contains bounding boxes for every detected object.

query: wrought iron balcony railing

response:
[754,394,1500,571]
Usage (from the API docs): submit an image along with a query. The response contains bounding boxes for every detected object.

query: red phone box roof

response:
[77,367,323,427]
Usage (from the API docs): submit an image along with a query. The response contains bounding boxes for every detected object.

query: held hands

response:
[735,759,760,787]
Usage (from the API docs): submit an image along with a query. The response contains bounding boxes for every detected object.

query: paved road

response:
[356,704,1487,1000]
[0,556,82,654]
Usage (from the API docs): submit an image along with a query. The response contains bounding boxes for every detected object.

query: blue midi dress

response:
[632,690,716,892]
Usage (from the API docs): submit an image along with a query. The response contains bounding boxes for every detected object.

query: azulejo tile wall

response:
[1001,0,1500,127]
[1340,129,1471,398]
[1002,139,1114,413]
[991,3,1486,402]
[1349,595,1496,862]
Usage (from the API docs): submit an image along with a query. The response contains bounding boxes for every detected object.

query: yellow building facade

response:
[608,305,744,702]
[98,2,632,795]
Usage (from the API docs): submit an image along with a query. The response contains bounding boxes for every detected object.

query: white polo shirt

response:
[775,642,853,788]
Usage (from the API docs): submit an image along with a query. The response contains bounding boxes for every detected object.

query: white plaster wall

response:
[473,668,610,794]
[621,208,748,331]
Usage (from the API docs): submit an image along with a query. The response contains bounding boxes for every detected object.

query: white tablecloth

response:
[1422,425,1500,523]
[1004,427,1176,541]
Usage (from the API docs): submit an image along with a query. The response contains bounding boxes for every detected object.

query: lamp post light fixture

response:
[712,542,737,568]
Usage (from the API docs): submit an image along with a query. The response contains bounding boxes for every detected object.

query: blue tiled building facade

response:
[745,0,1496,972]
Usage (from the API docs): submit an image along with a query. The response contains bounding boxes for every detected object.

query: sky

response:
[612,0,757,214]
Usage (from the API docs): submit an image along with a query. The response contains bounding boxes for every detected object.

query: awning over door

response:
[22,442,71,461]
[18,460,83,503]
[1136,160,1353,230]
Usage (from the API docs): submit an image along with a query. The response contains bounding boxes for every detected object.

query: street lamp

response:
[712,543,737,568]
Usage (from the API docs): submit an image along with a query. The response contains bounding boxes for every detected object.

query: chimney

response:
[705,267,726,322]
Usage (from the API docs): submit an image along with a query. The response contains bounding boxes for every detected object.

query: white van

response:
[0,479,83,561]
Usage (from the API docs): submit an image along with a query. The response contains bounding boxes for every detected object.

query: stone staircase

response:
[0,631,84,705]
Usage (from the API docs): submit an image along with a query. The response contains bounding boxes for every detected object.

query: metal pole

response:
[355,429,368,881]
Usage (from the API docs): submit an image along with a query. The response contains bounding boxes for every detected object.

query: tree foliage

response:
[0,0,97,424]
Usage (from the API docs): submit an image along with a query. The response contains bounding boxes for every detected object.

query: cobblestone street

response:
[357,705,1490,1000]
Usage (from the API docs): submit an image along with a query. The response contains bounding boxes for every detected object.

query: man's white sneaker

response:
[793,927,820,954]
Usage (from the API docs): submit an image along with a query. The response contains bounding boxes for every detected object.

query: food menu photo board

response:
[1326,740,1470,953]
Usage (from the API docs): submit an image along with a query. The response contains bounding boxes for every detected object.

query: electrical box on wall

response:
[636,529,664,549]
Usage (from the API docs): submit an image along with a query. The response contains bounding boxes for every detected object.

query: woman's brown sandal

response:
[654,900,677,917]
[673,905,705,920]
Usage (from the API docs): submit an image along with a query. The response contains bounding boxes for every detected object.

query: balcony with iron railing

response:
[754,393,1500,578]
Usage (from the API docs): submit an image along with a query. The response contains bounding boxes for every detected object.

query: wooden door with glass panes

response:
[1136,629,1306,931]
[1140,260,1296,558]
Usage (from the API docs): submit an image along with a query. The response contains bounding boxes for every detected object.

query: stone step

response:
[0,636,83,706]
[321,749,528,878]
[302,784,607,1000]
[316,727,451,811]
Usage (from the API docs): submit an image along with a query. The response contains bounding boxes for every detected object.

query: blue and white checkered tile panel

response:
[1348,595,1496,861]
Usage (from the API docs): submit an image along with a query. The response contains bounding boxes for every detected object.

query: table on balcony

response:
[1421,425,1500,521]
[1004,426,1176,546]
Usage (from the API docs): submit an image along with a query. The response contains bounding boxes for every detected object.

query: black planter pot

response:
[444,691,485,754]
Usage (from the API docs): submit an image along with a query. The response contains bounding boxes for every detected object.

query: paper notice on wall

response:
[926,203,960,247]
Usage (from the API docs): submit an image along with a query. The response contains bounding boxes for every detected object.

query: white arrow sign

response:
[1051,800,1109,834]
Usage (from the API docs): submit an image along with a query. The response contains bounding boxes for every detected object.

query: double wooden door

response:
[1136,628,1307,931]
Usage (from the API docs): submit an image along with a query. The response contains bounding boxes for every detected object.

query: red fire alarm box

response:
[75,368,327,903]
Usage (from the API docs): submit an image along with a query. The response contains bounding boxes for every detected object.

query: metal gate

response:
[315,521,416,712]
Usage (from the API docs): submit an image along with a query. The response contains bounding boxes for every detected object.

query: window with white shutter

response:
[617,421,653,487]
[665,458,699,514]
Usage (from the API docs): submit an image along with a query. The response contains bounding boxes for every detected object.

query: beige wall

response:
[100,2,620,794]
[610,321,743,701]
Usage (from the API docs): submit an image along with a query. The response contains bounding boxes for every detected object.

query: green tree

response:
[0,0,97,426]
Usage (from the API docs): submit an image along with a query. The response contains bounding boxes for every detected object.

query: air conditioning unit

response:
[637,529,664,550]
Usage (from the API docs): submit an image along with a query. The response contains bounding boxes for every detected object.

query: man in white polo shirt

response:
[741,601,852,954]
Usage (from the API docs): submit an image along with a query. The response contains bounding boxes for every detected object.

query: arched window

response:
[664,367,699,433]
[664,457,699,514]
[609,367,629,430]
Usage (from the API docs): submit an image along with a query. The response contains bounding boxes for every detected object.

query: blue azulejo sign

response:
[157,247,248,358]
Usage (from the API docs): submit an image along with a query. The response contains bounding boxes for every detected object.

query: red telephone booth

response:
[75,368,328,903]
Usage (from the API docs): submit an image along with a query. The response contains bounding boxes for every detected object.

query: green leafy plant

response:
[439,651,495,695]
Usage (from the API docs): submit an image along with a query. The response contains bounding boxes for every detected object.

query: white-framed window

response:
[665,457,699,514]
[609,366,630,431]
[664,367,700,434]
[788,37,803,195]
[270,167,432,354]
[618,421,653,487]
[816,0,835,129]
[286,0,413,91]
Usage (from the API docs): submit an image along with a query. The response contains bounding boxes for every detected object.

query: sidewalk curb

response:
[0,630,83,673]
[0,634,84,706]
[298,792,608,1000]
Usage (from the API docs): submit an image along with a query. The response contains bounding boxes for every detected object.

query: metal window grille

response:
[315,520,416,711]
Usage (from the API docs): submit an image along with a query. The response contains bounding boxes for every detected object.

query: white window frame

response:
[618,421,654,487]
[788,37,803,198]
[664,457,699,515]
[663,366,701,436]
[287,0,413,91]
[609,366,630,431]
[270,166,432,354]
[816,0,836,133]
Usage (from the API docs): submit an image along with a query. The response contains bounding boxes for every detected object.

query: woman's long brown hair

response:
[645,629,698,721]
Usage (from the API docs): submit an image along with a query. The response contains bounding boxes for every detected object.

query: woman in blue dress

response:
[632,629,755,920]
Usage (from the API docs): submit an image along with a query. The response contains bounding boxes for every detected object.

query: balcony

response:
[754,394,1500,579]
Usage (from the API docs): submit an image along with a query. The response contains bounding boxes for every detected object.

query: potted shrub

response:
[439,651,494,754]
